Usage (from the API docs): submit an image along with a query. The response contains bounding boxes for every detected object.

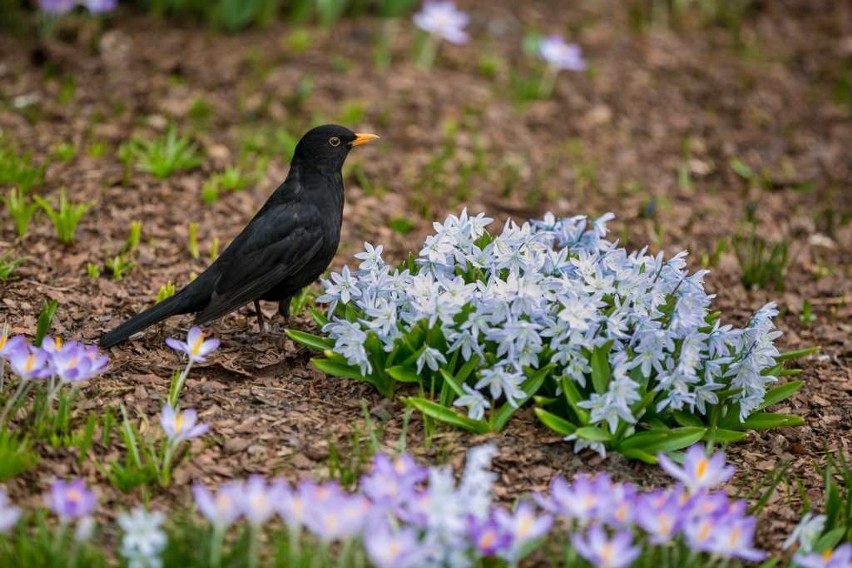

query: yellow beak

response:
[350,132,379,147]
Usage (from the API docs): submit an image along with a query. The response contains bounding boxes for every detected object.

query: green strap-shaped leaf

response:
[402,397,490,434]
[756,380,803,411]
[619,448,658,464]
[534,408,577,436]
[617,427,706,454]
[438,369,466,397]
[703,428,748,443]
[560,376,590,425]
[590,341,614,394]
[311,358,393,398]
[775,346,819,362]
[285,329,332,352]
[672,410,705,428]
[740,412,804,430]
[490,366,551,431]
[573,426,614,443]
[386,366,422,384]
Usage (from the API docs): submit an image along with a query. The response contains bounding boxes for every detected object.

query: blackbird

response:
[99,124,378,348]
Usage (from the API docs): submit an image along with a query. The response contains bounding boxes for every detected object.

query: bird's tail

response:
[99,291,197,348]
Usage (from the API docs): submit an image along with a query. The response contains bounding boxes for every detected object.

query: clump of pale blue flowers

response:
[295,210,805,460]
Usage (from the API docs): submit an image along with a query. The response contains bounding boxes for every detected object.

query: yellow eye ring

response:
[329,136,341,147]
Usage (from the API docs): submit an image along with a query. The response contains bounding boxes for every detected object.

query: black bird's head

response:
[291,124,378,173]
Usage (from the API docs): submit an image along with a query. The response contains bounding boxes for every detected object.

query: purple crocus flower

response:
[159,404,209,444]
[538,35,586,72]
[634,489,684,545]
[303,489,371,542]
[0,487,21,534]
[468,512,513,557]
[46,479,97,520]
[361,453,428,509]
[704,514,766,561]
[192,482,243,530]
[571,524,641,568]
[495,502,552,560]
[413,1,469,44]
[238,476,285,527]
[50,342,109,383]
[37,0,77,15]
[83,0,116,13]
[795,543,852,568]
[0,333,26,359]
[165,327,220,364]
[364,520,431,568]
[658,444,734,494]
[6,346,51,380]
[539,473,610,526]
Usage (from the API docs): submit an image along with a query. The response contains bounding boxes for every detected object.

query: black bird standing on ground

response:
[99,124,378,348]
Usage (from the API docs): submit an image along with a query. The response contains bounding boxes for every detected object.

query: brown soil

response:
[0,0,850,559]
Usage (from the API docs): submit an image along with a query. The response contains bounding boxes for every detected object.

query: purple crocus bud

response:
[83,0,116,13]
[538,35,586,72]
[37,0,77,16]
[7,347,51,380]
[0,487,22,534]
[571,524,641,568]
[468,512,513,557]
[165,327,220,363]
[413,1,469,44]
[160,404,209,444]
[539,474,608,526]
[192,482,243,530]
[46,479,97,521]
[658,444,734,494]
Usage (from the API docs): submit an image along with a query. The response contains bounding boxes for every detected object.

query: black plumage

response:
[99,124,378,348]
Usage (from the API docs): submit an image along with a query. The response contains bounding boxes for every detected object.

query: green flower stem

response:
[248,524,260,568]
[0,378,33,429]
[416,33,441,68]
[210,525,226,568]
[287,525,302,566]
[169,358,195,408]
[160,440,177,485]
[538,64,559,99]
[336,538,353,568]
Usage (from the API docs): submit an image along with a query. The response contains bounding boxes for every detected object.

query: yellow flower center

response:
[696,457,708,480]
[0,336,6,349]
[479,530,496,550]
[600,543,613,563]
[823,549,834,561]
[191,333,204,356]
[387,542,402,559]
[55,337,63,349]
[67,489,81,503]
[24,354,35,372]
[216,494,231,511]
[173,413,185,433]
[517,514,533,539]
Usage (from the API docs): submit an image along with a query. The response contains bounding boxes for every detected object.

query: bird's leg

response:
[253,300,265,332]
[279,297,292,328]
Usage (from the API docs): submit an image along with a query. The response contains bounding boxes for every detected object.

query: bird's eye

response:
[328,136,341,147]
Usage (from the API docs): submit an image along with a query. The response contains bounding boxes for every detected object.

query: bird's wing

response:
[195,203,324,324]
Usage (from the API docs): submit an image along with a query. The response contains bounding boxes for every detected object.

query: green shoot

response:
[800,300,816,325]
[34,299,58,347]
[33,189,93,245]
[209,237,220,261]
[125,126,204,179]
[124,220,143,253]
[0,252,23,280]
[188,222,200,259]
[733,223,790,291]
[201,178,220,205]
[218,166,251,191]
[0,430,39,482]
[86,262,101,279]
[156,281,176,303]
[105,255,134,280]
[0,139,43,192]
[51,142,77,162]
[2,187,40,237]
